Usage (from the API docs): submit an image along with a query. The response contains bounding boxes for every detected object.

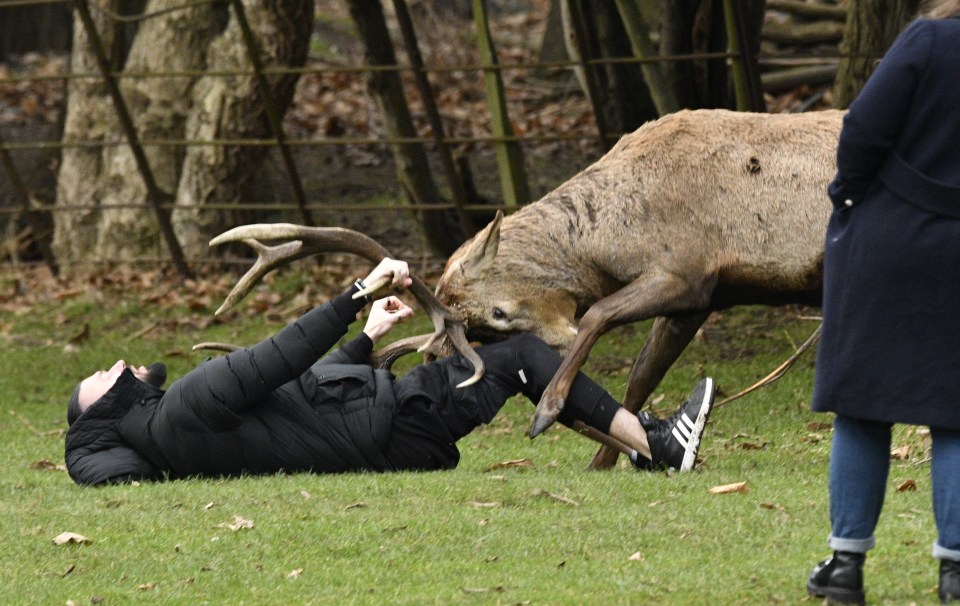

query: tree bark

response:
[560,0,657,140]
[345,0,465,256]
[659,0,764,110]
[833,0,920,109]
[172,0,313,258]
[53,0,312,268]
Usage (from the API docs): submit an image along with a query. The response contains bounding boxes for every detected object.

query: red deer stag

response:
[434,108,843,467]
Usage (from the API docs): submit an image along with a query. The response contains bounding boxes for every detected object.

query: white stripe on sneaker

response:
[679,377,715,471]
[673,413,695,442]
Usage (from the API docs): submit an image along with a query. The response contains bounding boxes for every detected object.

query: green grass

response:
[0,267,942,604]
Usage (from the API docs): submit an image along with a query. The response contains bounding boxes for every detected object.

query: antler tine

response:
[211,223,394,315]
[369,334,433,370]
[210,223,484,386]
[213,238,311,315]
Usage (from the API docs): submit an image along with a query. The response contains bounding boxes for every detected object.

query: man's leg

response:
[399,333,714,471]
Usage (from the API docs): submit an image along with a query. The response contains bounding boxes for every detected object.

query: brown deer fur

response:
[435,108,843,465]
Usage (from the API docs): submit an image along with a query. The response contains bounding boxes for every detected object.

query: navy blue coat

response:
[64,289,403,485]
[812,18,960,429]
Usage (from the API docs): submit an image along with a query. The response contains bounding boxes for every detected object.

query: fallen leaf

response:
[890,445,911,460]
[344,502,367,510]
[531,489,579,506]
[628,551,643,561]
[53,532,91,545]
[204,501,215,510]
[470,501,502,508]
[29,459,67,471]
[806,421,833,431]
[709,482,749,495]
[759,502,778,510]
[897,479,917,492]
[487,458,535,471]
[217,515,254,531]
[286,568,303,579]
[138,582,156,590]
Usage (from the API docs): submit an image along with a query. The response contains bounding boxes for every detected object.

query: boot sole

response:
[807,581,865,605]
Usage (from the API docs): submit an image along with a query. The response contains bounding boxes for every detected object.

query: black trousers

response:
[384,333,622,470]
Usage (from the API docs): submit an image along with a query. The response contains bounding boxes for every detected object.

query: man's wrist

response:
[353,279,372,303]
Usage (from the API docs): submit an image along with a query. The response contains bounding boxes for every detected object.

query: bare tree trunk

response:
[560,0,656,139]
[659,0,763,110]
[173,0,313,258]
[54,0,125,267]
[345,0,465,256]
[53,0,312,269]
[833,0,920,109]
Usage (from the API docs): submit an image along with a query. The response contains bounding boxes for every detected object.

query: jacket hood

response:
[65,369,165,455]
[67,363,167,427]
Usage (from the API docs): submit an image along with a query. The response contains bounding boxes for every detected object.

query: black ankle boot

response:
[807,551,866,605]
[941,558,960,604]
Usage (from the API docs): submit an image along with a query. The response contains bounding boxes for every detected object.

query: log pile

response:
[760,0,846,97]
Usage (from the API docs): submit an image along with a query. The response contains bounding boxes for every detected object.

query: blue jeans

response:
[828,415,960,560]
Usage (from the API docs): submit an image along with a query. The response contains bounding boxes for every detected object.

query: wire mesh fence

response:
[0,0,846,273]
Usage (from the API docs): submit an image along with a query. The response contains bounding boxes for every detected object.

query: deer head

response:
[435,211,581,354]
[206,223,484,388]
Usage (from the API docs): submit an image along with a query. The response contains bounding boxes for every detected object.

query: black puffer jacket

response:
[65,288,401,485]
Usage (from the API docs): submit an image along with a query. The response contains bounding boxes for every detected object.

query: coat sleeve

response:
[316,333,374,367]
[164,289,368,430]
[828,20,932,207]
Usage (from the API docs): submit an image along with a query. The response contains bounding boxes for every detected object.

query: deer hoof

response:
[528,413,556,438]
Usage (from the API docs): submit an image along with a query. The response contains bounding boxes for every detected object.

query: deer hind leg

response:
[588,312,711,469]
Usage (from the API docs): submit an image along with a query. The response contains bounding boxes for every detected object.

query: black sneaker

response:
[637,377,715,472]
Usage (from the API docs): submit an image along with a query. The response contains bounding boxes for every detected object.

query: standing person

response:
[806,2,960,604]
[65,258,715,486]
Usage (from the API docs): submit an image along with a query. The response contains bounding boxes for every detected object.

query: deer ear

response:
[460,210,503,275]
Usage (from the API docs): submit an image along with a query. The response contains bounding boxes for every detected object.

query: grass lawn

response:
[0,264,942,605]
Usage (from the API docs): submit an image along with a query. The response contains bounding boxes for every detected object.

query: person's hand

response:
[363,296,415,344]
[362,258,412,295]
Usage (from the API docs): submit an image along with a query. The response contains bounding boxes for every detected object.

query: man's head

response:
[67,360,167,425]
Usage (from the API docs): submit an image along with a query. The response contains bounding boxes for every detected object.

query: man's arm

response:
[315,296,416,367]
[166,259,413,428]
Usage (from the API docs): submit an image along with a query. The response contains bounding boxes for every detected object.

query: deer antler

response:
[209,223,483,387]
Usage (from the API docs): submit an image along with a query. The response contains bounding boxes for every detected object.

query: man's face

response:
[77,360,151,412]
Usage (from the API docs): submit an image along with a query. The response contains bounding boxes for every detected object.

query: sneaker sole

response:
[679,377,715,472]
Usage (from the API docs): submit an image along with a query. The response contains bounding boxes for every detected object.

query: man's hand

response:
[363,296,415,344]
[362,258,412,294]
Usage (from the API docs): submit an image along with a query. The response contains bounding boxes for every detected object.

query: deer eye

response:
[492,307,507,321]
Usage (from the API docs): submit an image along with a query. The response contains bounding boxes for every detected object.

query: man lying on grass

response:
[64,258,715,486]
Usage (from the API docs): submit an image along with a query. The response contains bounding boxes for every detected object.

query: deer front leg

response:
[528,271,710,438]
[588,312,711,469]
